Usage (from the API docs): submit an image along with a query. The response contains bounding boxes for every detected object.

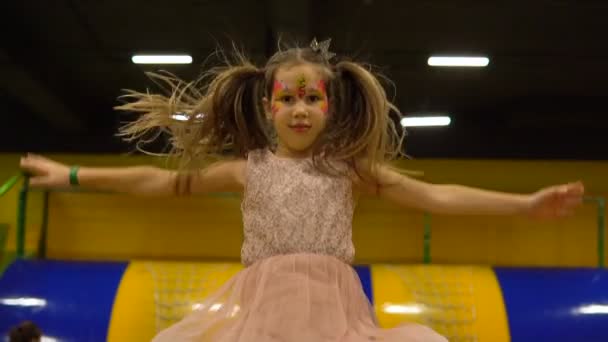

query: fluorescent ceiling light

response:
[132,55,193,64]
[401,116,451,127]
[428,56,489,67]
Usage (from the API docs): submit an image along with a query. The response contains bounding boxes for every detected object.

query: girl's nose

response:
[292,103,309,118]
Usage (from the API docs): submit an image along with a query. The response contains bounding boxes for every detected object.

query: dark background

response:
[2,0,607,159]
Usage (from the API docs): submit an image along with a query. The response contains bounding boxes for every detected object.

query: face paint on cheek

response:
[320,100,328,115]
[316,80,329,114]
[296,76,307,98]
[271,102,281,118]
[271,80,288,119]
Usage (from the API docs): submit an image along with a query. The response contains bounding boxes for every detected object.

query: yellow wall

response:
[1,153,606,266]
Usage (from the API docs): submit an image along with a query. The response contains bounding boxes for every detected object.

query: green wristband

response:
[69,165,80,186]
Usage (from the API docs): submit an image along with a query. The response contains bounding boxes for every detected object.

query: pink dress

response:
[152,149,447,341]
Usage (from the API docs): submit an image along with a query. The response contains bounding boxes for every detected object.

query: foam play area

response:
[0,157,607,341]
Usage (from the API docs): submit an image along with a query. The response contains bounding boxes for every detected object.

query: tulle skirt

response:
[152,253,447,341]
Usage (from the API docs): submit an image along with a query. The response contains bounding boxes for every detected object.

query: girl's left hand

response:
[527,181,585,219]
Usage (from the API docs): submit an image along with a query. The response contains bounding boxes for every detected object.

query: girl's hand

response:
[19,153,71,188]
[527,181,585,219]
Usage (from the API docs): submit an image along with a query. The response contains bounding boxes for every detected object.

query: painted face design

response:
[271,80,288,116]
[269,64,333,156]
[297,75,307,98]
[271,76,329,116]
[316,79,328,114]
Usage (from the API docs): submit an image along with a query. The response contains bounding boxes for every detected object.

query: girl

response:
[20,39,584,341]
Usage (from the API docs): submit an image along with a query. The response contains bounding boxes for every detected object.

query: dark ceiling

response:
[2,0,607,159]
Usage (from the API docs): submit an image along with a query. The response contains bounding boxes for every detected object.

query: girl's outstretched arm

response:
[20,153,246,196]
[353,161,584,219]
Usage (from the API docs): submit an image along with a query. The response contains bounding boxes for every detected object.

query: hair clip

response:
[310,38,336,61]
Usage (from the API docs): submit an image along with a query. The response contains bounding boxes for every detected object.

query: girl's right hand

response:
[19,153,71,188]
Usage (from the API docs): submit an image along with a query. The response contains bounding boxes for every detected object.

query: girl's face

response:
[264,63,329,158]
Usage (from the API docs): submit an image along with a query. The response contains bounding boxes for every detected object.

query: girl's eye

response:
[307,95,321,102]
[280,96,294,103]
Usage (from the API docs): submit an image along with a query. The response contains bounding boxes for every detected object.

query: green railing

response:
[0,223,8,255]
[1,173,606,267]
[423,213,432,264]
[0,173,48,259]
[587,196,606,268]
[0,174,21,272]
[0,174,20,197]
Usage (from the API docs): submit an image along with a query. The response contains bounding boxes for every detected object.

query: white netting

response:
[145,262,239,332]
